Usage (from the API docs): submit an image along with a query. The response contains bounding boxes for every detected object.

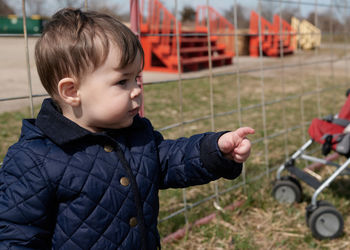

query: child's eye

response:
[116,79,128,86]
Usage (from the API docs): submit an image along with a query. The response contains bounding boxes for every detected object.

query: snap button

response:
[120,177,130,186]
[129,217,138,227]
[104,145,114,152]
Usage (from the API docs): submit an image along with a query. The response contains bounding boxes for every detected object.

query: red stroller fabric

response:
[338,92,350,120]
[308,119,344,149]
[308,93,350,149]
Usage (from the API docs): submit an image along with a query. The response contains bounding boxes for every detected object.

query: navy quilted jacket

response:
[0,99,242,249]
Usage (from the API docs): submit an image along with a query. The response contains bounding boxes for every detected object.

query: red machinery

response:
[140,0,234,72]
[249,11,295,57]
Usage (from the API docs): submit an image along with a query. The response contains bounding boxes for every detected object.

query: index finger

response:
[234,127,255,138]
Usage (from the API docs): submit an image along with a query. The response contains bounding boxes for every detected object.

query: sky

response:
[5,0,346,20]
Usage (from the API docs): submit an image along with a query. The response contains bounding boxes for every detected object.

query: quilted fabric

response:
[0,99,242,249]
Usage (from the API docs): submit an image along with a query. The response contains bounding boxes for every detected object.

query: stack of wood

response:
[236,29,250,56]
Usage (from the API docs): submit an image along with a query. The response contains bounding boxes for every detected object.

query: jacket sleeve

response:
[154,130,242,189]
[0,146,55,249]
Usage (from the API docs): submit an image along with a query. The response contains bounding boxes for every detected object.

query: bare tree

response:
[87,0,128,21]
[0,0,15,15]
[181,5,196,23]
[259,1,277,22]
[307,11,343,34]
[223,4,249,29]
[280,7,299,23]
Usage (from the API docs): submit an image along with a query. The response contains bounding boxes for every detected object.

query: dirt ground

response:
[1,36,349,114]
[0,36,182,113]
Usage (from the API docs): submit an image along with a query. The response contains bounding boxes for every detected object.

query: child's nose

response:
[130,84,142,99]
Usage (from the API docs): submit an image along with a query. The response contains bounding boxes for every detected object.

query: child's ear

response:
[58,77,80,106]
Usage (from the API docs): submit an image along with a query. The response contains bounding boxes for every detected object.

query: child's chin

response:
[116,119,134,129]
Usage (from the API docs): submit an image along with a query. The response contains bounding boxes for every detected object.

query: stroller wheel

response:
[309,206,344,239]
[306,200,334,227]
[272,178,302,204]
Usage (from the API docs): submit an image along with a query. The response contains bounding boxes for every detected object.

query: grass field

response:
[1,48,350,249]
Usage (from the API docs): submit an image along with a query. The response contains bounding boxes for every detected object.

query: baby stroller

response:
[272,89,350,240]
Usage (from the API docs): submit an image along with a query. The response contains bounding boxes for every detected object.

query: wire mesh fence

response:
[0,0,349,239]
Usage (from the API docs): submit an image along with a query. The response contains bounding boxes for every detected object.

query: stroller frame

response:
[274,138,350,240]
[277,138,350,207]
[273,89,350,240]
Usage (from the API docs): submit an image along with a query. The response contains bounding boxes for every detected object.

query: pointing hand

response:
[217,127,255,163]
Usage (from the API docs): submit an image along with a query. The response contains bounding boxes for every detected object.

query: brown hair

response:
[35,8,144,98]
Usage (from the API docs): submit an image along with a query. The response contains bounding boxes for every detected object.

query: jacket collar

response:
[35,98,91,146]
[35,98,144,146]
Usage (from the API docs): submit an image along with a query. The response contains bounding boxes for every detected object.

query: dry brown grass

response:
[163,174,350,249]
[157,48,350,249]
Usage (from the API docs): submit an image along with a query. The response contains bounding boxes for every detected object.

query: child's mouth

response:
[129,107,139,116]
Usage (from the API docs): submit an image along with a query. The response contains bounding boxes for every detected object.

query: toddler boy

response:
[0,8,254,249]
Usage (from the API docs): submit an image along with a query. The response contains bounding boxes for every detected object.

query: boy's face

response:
[77,46,142,132]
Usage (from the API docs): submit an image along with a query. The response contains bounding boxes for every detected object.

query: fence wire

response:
[0,0,349,238]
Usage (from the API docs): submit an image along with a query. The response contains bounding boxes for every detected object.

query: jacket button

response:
[129,217,138,227]
[104,145,114,152]
[120,177,130,186]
